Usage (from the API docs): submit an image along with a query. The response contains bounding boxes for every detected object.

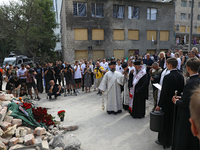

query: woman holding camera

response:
[5,69,13,94]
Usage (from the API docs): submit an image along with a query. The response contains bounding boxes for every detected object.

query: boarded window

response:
[180,26,186,32]
[174,25,176,31]
[197,27,200,33]
[92,50,105,61]
[74,29,88,40]
[113,29,124,40]
[113,49,124,59]
[160,31,169,41]
[128,49,139,56]
[128,30,139,40]
[187,26,190,33]
[75,50,88,60]
[92,29,104,40]
[147,49,156,55]
[147,30,157,41]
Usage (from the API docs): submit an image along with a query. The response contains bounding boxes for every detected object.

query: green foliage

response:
[0,0,58,62]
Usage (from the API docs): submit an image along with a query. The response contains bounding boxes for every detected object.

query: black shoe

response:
[118,110,122,113]
[49,96,52,100]
[107,111,112,114]
[99,92,102,96]
[97,91,100,95]
[55,96,57,99]
[155,140,162,145]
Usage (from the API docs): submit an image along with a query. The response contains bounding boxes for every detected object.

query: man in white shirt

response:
[100,59,108,71]
[81,60,87,91]
[74,61,82,93]
[116,59,123,74]
[17,64,27,84]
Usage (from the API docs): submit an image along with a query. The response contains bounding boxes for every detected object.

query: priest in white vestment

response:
[99,61,124,115]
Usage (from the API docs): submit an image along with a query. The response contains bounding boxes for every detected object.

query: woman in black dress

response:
[158,51,166,69]
[5,69,13,94]
[84,63,92,93]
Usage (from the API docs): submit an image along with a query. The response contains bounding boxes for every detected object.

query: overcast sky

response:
[0,0,19,5]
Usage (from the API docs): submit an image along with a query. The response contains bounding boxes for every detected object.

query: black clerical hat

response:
[122,63,128,69]
[109,61,116,65]
[134,60,141,66]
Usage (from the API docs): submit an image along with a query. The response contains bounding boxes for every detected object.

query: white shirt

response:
[17,68,27,79]
[171,53,175,57]
[116,64,124,74]
[100,62,108,70]
[89,65,93,72]
[74,66,82,79]
[81,64,86,75]
[176,58,181,70]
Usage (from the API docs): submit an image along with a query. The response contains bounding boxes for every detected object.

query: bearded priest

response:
[99,61,124,115]
[129,60,148,119]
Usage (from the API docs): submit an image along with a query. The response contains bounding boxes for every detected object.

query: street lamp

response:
[189,0,194,51]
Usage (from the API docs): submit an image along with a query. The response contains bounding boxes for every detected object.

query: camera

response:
[28,68,35,74]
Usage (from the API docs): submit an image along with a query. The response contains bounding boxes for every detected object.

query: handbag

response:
[150,110,164,132]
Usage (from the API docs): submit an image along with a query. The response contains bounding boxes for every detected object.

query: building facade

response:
[53,0,62,52]
[175,0,200,44]
[61,0,175,62]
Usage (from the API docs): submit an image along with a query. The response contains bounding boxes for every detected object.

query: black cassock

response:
[129,74,148,118]
[157,70,184,148]
[172,74,200,150]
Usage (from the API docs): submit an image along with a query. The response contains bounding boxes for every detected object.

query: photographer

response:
[94,61,105,95]
[54,61,62,86]
[9,76,21,97]
[74,61,82,93]
[25,65,40,100]
[44,63,55,93]
[34,63,43,93]
[48,80,61,99]
[64,64,76,94]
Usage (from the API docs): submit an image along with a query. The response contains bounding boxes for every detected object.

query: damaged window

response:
[73,2,87,17]
[128,6,139,19]
[91,3,103,18]
[113,5,124,18]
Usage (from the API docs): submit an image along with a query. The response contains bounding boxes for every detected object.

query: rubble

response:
[0,93,81,150]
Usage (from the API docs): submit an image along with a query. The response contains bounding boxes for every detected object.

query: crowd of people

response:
[1,47,200,149]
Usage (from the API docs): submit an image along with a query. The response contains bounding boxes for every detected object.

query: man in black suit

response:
[155,57,184,148]
[172,58,200,150]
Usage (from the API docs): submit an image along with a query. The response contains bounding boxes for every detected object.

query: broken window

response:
[73,2,87,17]
[128,6,139,19]
[113,5,124,18]
[91,3,103,17]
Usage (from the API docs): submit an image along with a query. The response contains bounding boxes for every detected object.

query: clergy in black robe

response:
[129,61,148,118]
[172,58,200,150]
[155,57,184,148]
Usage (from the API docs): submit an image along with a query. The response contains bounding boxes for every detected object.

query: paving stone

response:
[0,122,11,131]
[3,116,13,123]
[0,141,6,150]
[24,133,35,146]
[0,137,8,145]
[42,140,49,150]
[12,119,22,126]
[34,127,46,136]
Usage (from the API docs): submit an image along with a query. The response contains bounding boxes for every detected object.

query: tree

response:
[0,0,58,61]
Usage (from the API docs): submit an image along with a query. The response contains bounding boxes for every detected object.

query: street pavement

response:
[36,86,170,150]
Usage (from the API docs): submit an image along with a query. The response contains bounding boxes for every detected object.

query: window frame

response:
[73,2,87,17]
[197,15,200,21]
[113,5,125,19]
[128,6,139,20]
[181,0,187,7]
[181,13,186,20]
[91,3,104,18]
[188,14,191,20]
[147,8,157,20]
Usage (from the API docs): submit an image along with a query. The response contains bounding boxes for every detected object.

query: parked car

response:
[2,53,33,68]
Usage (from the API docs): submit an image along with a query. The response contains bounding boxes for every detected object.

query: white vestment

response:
[157,68,170,104]
[99,71,124,112]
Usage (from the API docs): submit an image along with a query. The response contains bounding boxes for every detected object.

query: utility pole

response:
[189,0,194,51]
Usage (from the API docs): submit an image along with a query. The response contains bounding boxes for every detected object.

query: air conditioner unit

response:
[96,40,101,45]
[176,24,180,31]
[195,25,198,28]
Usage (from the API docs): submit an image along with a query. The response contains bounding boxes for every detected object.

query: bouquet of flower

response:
[58,110,65,118]
[21,102,32,109]
[32,107,55,126]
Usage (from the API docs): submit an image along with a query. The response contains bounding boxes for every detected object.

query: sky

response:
[0,0,19,5]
